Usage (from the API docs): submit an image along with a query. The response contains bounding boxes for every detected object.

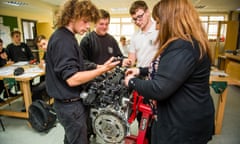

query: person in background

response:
[125,0,215,143]
[128,1,159,141]
[6,30,36,97]
[0,38,6,102]
[45,1,119,144]
[119,36,129,57]
[80,9,131,69]
[0,38,15,101]
[128,0,159,67]
[6,30,35,62]
[0,38,13,66]
[30,35,49,101]
[0,38,13,102]
[35,35,48,70]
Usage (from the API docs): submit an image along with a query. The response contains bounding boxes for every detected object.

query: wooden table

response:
[210,75,240,134]
[0,63,44,119]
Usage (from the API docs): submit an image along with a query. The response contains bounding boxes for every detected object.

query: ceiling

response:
[0,0,240,15]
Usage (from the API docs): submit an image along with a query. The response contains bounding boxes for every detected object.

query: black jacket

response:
[80,31,122,69]
[129,39,214,144]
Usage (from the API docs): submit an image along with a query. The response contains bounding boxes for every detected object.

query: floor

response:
[0,86,240,144]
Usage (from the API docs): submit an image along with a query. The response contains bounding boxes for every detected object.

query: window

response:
[109,17,135,42]
[199,15,226,41]
[121,24,134,36]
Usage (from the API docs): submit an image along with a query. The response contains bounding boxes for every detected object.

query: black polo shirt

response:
[46,27,84,100]
[6,43,34,62]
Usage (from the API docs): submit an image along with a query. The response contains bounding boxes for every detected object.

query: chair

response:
[0,118,5,131]
[1,79,19,132]
[3,78,18,98]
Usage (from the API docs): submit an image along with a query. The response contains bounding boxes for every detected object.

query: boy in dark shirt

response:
[6,30,34,62]
[80,9,131,69]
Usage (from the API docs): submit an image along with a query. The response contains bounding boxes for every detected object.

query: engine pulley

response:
[94,112,127,143]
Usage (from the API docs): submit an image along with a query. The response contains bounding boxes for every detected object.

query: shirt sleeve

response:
[128,35,136,53]
[23,43,35,60]
[51,37,80,80]
[0,58,6,67]
[5,45,12,61]
[112,37,123,57]
[79,34,97,69]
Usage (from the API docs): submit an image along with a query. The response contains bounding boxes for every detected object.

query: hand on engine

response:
[124,68,140,86]
[122,58,132,67]
[125,68,140,76]
[101,57,120,72]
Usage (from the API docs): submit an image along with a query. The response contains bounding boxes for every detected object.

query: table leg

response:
[21,81,32,118]
[215,87,228,134]
[0,80,32,119]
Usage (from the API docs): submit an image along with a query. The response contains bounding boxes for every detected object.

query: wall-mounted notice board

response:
[0,15,18,47]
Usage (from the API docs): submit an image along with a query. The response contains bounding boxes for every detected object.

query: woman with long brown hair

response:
[124,0,215,143]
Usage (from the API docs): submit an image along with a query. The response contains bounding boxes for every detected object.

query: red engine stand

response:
[125,91,153,144]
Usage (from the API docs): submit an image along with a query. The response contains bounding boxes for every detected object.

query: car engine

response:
[80,67,132,143]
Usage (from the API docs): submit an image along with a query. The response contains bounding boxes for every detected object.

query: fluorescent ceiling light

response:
[111,7,128,13]
[3,1,28,7]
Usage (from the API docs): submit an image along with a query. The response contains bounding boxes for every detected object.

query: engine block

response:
[80,67,132,143]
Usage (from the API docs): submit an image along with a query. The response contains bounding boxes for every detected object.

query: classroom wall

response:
[0,8,54,49]
[1,8,54,32]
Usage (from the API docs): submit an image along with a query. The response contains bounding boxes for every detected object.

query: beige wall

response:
[1,8,53,33]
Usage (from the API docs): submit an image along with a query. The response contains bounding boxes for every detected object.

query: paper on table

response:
[210,71,229,77]
[0,66,15,75]
[25,67,44,73]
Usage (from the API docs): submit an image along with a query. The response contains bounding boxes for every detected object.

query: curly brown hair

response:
[54,0,99,28]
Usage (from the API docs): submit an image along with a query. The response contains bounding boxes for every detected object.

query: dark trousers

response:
[54,100,88,144]
[0,80,4,94]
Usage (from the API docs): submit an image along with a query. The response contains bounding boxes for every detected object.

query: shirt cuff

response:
[128,78,137,90]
